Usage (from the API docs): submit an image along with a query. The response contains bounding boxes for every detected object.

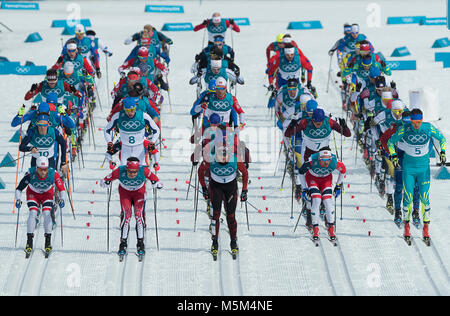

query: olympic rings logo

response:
[121,120,142,130]
[122,179,143,186]
[212,166,235,176]
[71,60,82,69]
[282,63,300,72]
[407,134,428,143]
[309,128,329,137]
[349,42,356,49]
[32,182,51,189]
[65,77,76,85]
[44,88,62,95]
[312,168,330,176]
[360,70,370,78]
[209,26,225,33]
[212,100,230,110]
[34,137,53,146]
[15,67,30,74]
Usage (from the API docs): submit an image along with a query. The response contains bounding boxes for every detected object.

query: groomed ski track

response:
[0,0,449,296]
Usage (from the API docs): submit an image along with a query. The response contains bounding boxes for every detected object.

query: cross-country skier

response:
[100,156,163,257]
[194,12,240,45]
[15,156,67,256]
[52,40,94,76]
[298,148,346,241]
[387,108,446,244]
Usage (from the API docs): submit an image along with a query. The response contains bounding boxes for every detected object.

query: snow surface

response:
[0,0,449,296]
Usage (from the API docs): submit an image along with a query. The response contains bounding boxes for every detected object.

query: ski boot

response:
[153,163,160,172]
[394,209,402,228]
[403,221,411,245]
[385,194,394,215]
[25,233,34,258]
[295,185,302,202]
[412,210,420,228]
[305,209,313,233]
[423,223,431,246]
[311,226,320,246]
[44,233,52,258]
[230,239,239,260]
[136,238,145,261]
[211,238,218,261]
[327,224,337,246]
[118,239,127,261]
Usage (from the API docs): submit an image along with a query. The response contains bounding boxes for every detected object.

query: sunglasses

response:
[124,107,136,113]
[36,122,49,127]
[287,87,297,91]
[410,120,423,124]
[319,158,332,162]
[392,109,403,115]
[138,56,148,60]
[215,86,226,91]
[67,49,77,53]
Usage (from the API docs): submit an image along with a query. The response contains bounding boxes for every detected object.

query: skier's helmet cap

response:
[306,99,318,113]
[215,77,227,88]
[138,47,149,58]
[410,109,423,122]
[284,47,295,55]
[214,35,224,42]
[319,149,332,161]
[276,33,284,43]
[46,92,58,104]
[38,102,50,113]
[63,61,74,74]
[351,24,360,34]
[46,69,58,82]
[131,67,141,76]
[209,113,221,125]
[86,30,96,37]
[283,36,292,44]
[369,66,381,78]
[36,156,49,169]
[126,157,140,171]
[312,108,325,123]
[123,97,137,110]
[211,59,222,69]
[391,99,404,111]
[381,90,393,101]
[67,42,77,52]
[344,23,352,33]
[75,24,85,34]
[127,72,139,81]
[287,78,298,88]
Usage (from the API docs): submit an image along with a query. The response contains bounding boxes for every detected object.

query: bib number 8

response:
[129,136,135,144]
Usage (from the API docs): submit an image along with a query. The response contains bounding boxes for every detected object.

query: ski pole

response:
[153,188,160,251]
[245,201,250,231]
[12,116,24,215]
[0,152,31,169]
[186,164,194,200]
[326,54,333,93]
[107,184,112,252]
[14,204,21,247]
[293,209,302,233]
[60,204,64,247]
[105,53,110,108]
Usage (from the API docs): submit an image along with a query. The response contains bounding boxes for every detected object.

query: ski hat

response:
[66,42,77,51]
[46,92,58,104]
[284,47,295,55]
[215,76,227,88]
[351,24,360,34]
[131,67,141,76]
[343,23,352,33]
[360,42,370,53]
[75,24,85,34]
[381,90,393,101]
[410,109,423,121]
[37,114,50,123]
[126,157,140,171]
[138,46,149,58]
[287,78,298,88]
[209,113,221,125]
[369,66,381,78]
[36,156,49,169]
[210,59,222,69]
[38,102,50,113]
[402,110,411,122]
[123,97,137,110]
[63,61,74,74]
[283,36,292,44]
[213,35,224,42]
[319,149,332,161]
[312,108,325,123]
[86,30,96,37]
[306,99,318,113]
[391,99,404,111]
[208,79,216,92]
[276,33,284,43]
[212,13,221,24]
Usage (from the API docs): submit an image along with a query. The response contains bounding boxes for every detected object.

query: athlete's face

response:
[288,87,297,98]
[351,32,359,39]
[64,71,73,78]
[68,49,77,59]
[47,80,57,88]
[411,120,422,130]
[125,108,136,118]
[37,167,49,178]
[286,53,294,61]
[76,33,84,40]
[37,121,49,135]
[212,67,220,75]
[277,42,285,49]
[215,86,226,98]
[127,169,138,179]
[312,120,323,129]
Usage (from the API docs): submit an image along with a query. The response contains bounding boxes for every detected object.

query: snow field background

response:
[0,0,449,295]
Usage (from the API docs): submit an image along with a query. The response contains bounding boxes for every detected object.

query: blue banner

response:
[391,46,410,57]
[1,2,39,10]
[228,17,250,26]
[145,5,184,13]
[387,16,425,24]
[0,61,46,75]
[420,17,447,25]
[161,23,193,31]
[386,60,416,70]
[287,20,322,30]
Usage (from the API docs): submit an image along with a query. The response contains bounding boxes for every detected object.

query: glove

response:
[328,49,334,56]
[96,69,102,79]
[390,154,400,169]
[202,186,209,200]
[88,87,94,98]
[202,19,208,26]
[440,151,446,164]
[240,189,248,202]
[58,198,65,209]
[69,85,78,94]
[124,38,132,45]
[103,48,113,57]
[307,81,312,90]
[390,81,396,89]
[356,82,362,92]
[147,142,156,152]
[334,184,342,198]
[166,39,173,45]
[18,106,26,117]
[201,102,208,110]
[30,83,38,92]
[338,118,347,130]
[107,142,114,154]
[267,84,275,92]
[15,199,22,209]
[153,181,163,189]
[380,60,387,68]
[58,105,66,115]
[229,19,235,25]
[100,179,111,189]
[120,71,126,79]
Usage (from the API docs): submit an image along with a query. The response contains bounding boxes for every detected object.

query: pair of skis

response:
[211,248,238,261]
